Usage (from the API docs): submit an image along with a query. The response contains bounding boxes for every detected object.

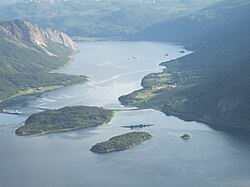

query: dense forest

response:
[90,132,152,153]
[15,106,114,136]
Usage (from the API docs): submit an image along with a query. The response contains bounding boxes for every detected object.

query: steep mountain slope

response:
[0,20,86,106]
[0,0,222,38]
[122,1,250,130]
[0,19,79,55]
[132,0,250,45]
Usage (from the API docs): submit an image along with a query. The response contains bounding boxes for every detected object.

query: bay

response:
[0,41,250,187]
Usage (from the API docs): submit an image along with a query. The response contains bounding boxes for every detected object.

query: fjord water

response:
[1,41,250,187]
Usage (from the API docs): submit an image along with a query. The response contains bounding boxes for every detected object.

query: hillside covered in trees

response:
[0,20,87,107]
[122,0,250,130]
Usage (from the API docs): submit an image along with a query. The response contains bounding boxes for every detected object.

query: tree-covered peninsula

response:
[15,106,114,136]
[120,1,250,130]
[90,132,152,153]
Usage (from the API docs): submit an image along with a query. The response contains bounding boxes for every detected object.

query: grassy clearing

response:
[16,86,63,97]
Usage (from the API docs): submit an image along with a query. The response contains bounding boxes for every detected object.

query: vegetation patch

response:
[90,132,152,153]
[15,106,114,136]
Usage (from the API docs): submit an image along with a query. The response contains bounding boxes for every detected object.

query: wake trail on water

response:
[88,68,162,86]
[32,68,163,110]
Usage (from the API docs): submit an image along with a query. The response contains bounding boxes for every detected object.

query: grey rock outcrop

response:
[0,19,79,55]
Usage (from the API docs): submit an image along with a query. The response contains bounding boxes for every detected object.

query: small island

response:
[128,56,136,60]
[90,132,152,153]
[15,106,114,136]
[180,134,190,140]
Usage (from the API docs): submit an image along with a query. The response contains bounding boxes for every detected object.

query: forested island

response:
[90,132,152,153]
[15,106,114,136]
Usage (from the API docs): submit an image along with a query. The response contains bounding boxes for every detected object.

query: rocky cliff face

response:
[41,28,79,51]
[0,19,79,55]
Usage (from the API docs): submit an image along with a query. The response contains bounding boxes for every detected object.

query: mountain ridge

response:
[131,0,250,47]
[0,19,86,106]
[0,0,222,38]
[0,19,79,55]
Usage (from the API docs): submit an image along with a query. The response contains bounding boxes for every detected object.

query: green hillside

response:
[0,20,86,107]
[132,0,250,45]
[121,1,250,130]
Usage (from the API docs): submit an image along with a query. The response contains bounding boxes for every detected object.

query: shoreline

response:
[16,123,100,136]
[117,44,250,133]
[16,117,113,136]
[166,111,250,134]
[120,89,250,134]
[127,100,250,134]
[0,52,88,110]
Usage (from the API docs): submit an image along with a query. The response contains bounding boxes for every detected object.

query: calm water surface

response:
[0,41,250,187]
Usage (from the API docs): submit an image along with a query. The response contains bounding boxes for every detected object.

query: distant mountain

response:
[0,0,222,37]
[122,0,250,130]
[0,20,86,106]
[132,0,250,46]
